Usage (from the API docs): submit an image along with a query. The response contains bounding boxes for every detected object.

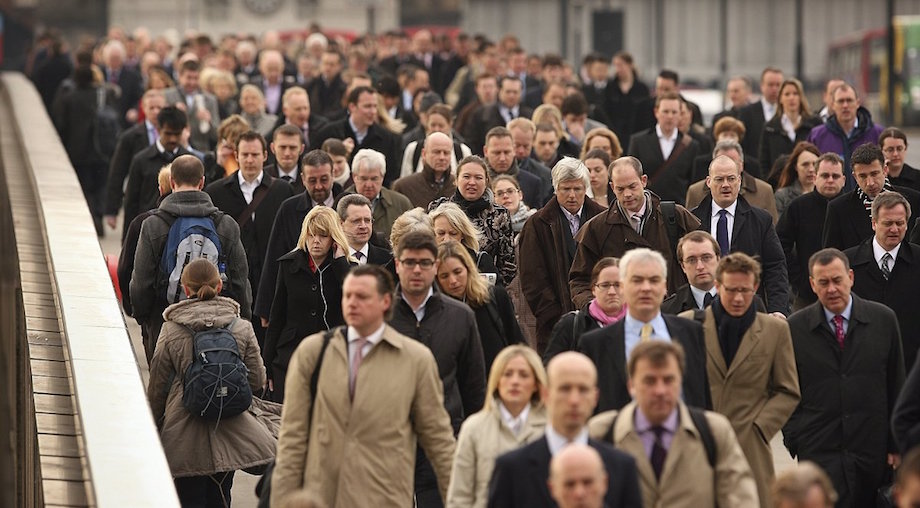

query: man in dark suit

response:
[661,231,722,315]
[824,143,920,251]
[312,86,403,188]
[487,352,642,508]
[632,70,704,133]
[335,194,392,266]
[122,106,189,237]
[627,92,700,205]
[276,86,328,153]
[163,59,220,151]
[255,150,344,326]
[101,39,144,127]
[263,124,306,194]
[410,29,445,95]
[255,49,295,116]
[784,248,905,508]
[691,155,790,316]
[104,89,165,236]
[484,127,545,208]
[778,153,846,310]
[737,67,783,159]
[881,127,920,192]
[508,47,542,108]
[844,191,920,369]
[205,131,294,341]
[467,76,533,156]
[519,157,606,351]
[306,49,347,119]
[577,248,712,413]
[710,76,753,129]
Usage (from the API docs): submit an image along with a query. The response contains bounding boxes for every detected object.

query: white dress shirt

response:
[761,98,776,122]
[690,286,717,310]
[349,244,370,265]
[499,401,531,436]
[656,124,678,160]
[545,424,589,456]
[347,322,385,367]
[710,200,738,248]
[872,237,901,274]
[238,170,264,205]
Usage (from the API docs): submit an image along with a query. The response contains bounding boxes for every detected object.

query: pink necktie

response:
[833,315,845,350]
[349,336,368,400]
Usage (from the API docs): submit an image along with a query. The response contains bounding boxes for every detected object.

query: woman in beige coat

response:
[147,259,275,507]
[446,345,549,508]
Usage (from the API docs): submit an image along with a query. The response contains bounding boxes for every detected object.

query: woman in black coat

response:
[263,206,355,402]
[436,240,524,372]
[760,78,821,179]
[543,257,626,363]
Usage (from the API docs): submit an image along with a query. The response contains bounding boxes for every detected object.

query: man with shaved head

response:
[487,352,642,508]
[392,132,457,208]
[549,444,608,508]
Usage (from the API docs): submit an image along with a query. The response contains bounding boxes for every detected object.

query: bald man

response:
[549,444,608,508]
[392,132,457,208]
[487,352,641,508]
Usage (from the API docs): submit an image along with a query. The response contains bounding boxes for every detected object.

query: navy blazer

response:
[577,314,712,413]
[487,435,642,508]
[691,196,790,315]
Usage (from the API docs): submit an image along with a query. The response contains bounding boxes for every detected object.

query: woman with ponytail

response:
[147,258,275,507]
[263,206,355,402]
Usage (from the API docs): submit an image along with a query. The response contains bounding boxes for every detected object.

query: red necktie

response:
[833,315,845,349]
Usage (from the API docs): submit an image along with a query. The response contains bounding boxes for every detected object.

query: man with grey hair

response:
[336,193,393,267]
[690,155,790,317]
[519,157,607,351]
[686,139,778,222]
[102,38,144,126]
[844,191,920,368]
[256,49,293,116]
[342,148,413,238]
[577,247,711,413]
[569,156,701,307]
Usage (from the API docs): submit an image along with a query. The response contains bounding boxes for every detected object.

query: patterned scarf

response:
[856,178,894,211]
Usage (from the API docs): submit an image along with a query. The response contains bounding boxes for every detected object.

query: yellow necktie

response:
[640,324,653,342]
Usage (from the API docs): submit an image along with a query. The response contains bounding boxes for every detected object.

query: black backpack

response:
[606,406,717,468]
[181,317,252,420]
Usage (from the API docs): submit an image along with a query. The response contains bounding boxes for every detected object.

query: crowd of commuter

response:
[28,22,920,508]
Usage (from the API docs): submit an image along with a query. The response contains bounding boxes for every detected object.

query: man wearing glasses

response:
[344,148,412,238]
[679,253,800,508]
[690,155,790,318]
[388,228,485,508]
[881,128,920,193]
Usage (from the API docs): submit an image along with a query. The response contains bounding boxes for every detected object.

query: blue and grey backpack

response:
[156,212,227,304]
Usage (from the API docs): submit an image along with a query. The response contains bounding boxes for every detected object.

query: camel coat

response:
[446,400,547,508]
[681,308,801,507]
[589,402,758,508]
[270,324,456,507]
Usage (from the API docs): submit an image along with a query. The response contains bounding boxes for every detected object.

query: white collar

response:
[238,169,263,188]
[545,424,589,456]
[347,322,386,346]
[690,285,717,308]
[655,124,677,142]
[711,199,738,218]
[498,402,531,433]
[872,236,901,266]
[155,139,176,155]
[349,243,370,260]
[278,165,299,181]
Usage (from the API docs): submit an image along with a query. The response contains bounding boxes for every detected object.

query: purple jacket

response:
[806,107,884,190]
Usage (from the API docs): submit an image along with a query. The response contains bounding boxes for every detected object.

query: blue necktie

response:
[717,209,730,255]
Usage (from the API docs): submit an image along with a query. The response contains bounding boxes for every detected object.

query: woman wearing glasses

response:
[491,175,535,236]
[543,257,625,363]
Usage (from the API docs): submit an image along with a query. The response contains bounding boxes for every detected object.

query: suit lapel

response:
[528,438,555,504]
[226,172,246,205]
[609,322,628,385]
[702,310,728,377]
[730,200,749,249]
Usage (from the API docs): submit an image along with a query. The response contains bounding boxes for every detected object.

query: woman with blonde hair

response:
[429,156,516,286]
[532,103,579,158]
[263,206,354,402]
[446,345,548,508]
[238,84,278,139]
[436,241,524,370]
[148,258,275,507]
[579,127,623,160]
[759,78,820,173]
[429,202,500,283]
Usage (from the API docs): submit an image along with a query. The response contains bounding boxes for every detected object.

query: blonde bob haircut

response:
[296,206,355,263]
[436,240,490,307]
[483,345,547,412]
[389,207,434,252]
[429,202,483,252]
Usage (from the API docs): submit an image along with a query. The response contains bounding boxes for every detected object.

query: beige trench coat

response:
[271,324,457,507]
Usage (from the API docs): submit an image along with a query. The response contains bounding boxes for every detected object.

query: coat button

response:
[311,310,317,316]
[312,285,318,291]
